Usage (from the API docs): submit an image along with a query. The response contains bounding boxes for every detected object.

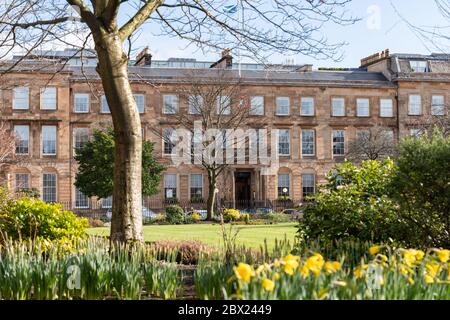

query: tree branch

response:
[119,0,163,41]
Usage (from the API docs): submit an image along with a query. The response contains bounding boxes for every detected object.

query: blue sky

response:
[133,0,449,68]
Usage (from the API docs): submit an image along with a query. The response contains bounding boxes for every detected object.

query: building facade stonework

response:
[1,49,449,211]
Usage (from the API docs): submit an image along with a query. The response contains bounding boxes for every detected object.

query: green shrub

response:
[0,198,88,242]
[300,159,402,244]
[223,209,241,222]
[165,205,184,224]
[389,129,450,247]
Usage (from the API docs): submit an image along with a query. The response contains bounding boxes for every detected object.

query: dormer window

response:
[409,60,428,72]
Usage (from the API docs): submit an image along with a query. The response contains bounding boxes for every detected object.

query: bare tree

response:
[391,0,450,53]
[346,124,396,161]
[0,121,19,183]
[410,104,450,137]
[152,69,264,219]
[0,0,358,243]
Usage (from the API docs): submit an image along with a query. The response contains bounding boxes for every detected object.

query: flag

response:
[223,4,238,14]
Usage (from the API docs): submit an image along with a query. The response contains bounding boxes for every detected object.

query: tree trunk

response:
[94,33,143,243]
[206,170,217,220]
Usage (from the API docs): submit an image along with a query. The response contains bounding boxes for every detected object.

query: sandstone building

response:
[1,49,449,211]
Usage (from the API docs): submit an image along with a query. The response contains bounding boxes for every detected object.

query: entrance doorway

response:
[235,172,251,207]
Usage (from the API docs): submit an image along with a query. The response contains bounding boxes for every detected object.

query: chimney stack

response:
[210,48,233,69]
[135,47,152,66]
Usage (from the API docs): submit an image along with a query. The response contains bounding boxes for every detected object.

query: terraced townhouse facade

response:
[0,49,449,210]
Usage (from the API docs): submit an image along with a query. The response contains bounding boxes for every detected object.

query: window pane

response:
[250,96,264,115]
[408,95,422,115]
[134,94,145,113]
[332,98,345,116]
[14,125,29,154]
[13,87,29,110]
[74,93,89,113]
[410,60,428,72]
[41,87,57,110]
[277,174,290,197]
[42,125,57,155]
[276,97,289,115]
[188,95,202,114]
[302,129,315,156]
[431,95,445,116]
[333,130,345,156]
[43,173,57,203]
[302,174,315,198]
[15,173,30,192]
[278,129,290,155]
[74,128,89,154]
[190,174,203,199]
[102,196,112,208]
[101,95,110,113]
[75,188,89,208]
[163,95,178,114]
[301,97,314,116]
[357,98,370,117]
[164,174,177,199]
[217,96,231,115]
[380,99,393,117]
[163,128,177,154]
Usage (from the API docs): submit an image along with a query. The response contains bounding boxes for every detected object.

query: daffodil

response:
[354,264,368,279]
[403,249,421,267]
[369,245,381,255]
[300,264,310,278]
[273,272,280,281]
[256,265,265,274]
[261,277,275,291]
[305,253,325,277]
[425,262,441,278]
[324,261,341,274]
[407,277,415,285]
[436,249,450,263]
[234,263,255,283]
[282,254,300,275]
[424,274,434,284]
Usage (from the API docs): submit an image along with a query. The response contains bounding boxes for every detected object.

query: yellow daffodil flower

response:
[436,249,450,263]
[425,262,441,278]
[369,245,381,255]
[234,263,255,283]
[325,261,341,274]
[424,274,434,284]
[261,278,275,291]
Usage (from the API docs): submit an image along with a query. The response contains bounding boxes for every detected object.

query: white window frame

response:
[380,99,393,117]
[14,125,29,155]
[275,97,290,116]
[15,173,30,192]
[42,173,57,203]
[410,60,428,72]
[189,173,203,200]
[300,97,315,116]
[408,95,422,116]
[217,95,231,115]
[188,95,203,115]
[332,130,345,157]
[356,98,370,117]
[101,196,112,209]
[431,95,445,116]
[302,173,315,198]
[40,87,57,110]
[301,129,315,156]
[163,94,178,114]
[277,129,290,156]
[332,98,345,117]
[41,125,57,156]
[164,173,178,199]
[134,94,145,113]
[74,93,90,113]
[13,87,29,110]
[163,128,177,155]
[249,96,264,115]
[101,95,110,113]
[75,187,89,209]
[277,173,290,197]
[73,128,89,154]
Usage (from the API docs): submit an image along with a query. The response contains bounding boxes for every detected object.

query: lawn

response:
[87,222,297,249]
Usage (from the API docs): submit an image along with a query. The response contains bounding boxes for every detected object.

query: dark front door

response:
[235,172,251,207]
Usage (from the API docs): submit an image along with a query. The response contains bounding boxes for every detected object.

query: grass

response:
[87,222,297,249]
